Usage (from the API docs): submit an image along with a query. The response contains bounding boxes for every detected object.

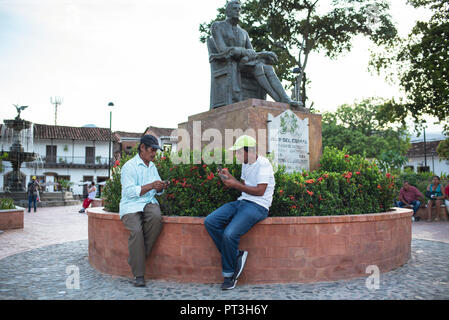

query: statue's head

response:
[225,0,241,19]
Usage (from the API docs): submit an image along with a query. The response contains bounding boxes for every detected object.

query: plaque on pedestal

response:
[177,99,322,170]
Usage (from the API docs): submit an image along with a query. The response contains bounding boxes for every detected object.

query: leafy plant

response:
[0,198,16,210]
[102,147,397,217]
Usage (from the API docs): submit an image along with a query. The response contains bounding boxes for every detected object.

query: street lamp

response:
[292,67,301,105]
[108,102,114,178]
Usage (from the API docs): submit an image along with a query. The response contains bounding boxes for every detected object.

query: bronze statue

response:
[209,0,303,109]
[13,104,28,120]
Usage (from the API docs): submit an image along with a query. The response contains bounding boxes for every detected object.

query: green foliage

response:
[0,152,8,173]
[271,147,397,216]
[155,150,242,216]
[200,0,397,107]
[58,179,73,191]
[436,138,449,160]
[321,98,411,159]
[102,147,397,216]
[376,150,409,172]
[102,152,136,213]
[0,198,16,210]
[370,0,449,131]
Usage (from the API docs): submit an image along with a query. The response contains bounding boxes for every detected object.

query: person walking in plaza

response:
[119,134,169,287]
[79,181,97,213]
[425,175,444,222]
[397,181,424,222]
[204,135,275,290]
[27,176,40,213]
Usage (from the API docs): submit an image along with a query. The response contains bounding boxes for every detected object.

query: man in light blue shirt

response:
[120,134,169,287]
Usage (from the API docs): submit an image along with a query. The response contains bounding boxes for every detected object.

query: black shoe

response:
[79,209,85,213]
[134,276,145,287]
[234,250,248,280]
[414,216,421,222]
[221,277,237,290]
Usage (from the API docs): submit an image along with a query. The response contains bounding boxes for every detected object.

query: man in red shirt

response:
[397,181,424,221]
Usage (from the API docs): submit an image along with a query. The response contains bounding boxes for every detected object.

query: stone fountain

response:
[1,105,38,192]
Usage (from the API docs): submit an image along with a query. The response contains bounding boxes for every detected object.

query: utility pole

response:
[50,97,63,126]
[423,127,427,170]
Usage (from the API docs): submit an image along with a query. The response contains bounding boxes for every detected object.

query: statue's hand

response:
[257,51,278,64]
[244,49,257,61]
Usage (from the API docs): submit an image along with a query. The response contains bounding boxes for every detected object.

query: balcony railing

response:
[25,156,112,169]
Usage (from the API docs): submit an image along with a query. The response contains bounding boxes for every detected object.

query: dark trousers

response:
[120,203,163,278]
[28,195,37,212]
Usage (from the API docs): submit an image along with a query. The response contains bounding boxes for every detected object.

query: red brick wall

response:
[87,208,412,284]
[0,208,24,229]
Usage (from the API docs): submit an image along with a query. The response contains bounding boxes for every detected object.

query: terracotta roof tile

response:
[33,123,118,142]
[406,140,441,157]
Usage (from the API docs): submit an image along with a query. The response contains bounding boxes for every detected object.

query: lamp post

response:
[108,102,114,178]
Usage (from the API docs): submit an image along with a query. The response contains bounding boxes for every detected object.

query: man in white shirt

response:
[204,135,275,290]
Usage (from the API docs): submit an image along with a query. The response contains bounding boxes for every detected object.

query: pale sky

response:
[0,0,442,134]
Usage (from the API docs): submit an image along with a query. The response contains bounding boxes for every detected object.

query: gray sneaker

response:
[234,250,248,280]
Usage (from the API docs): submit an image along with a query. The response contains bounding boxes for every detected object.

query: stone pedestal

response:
[177,99,322,171]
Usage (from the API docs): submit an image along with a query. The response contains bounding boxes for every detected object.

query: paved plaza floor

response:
[0,204,448,300]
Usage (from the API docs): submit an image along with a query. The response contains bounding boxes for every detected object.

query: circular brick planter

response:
[87,207,412,284]
[0,206,24,230]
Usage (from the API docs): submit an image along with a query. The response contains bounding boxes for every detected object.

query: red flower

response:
[355,172,360,175]
[161,156,166,160]
[289,195,295,200]
[207,172,214,180]
[386,173,391,179]
[305,179,315,184]
[344,155,349,158]
[317,177,323,183]
[203,164,207,168]
[306,190,314,196]
[279,189,284,194]
[377,185,382,190]
[344,172,352,179]
[323,174,329,179]
[115,160,120,166]
[291,205,297,209]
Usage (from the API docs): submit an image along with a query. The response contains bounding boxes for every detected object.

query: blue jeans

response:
[204,200,268,277]
[397,200,421,215]
[28,194,37,212]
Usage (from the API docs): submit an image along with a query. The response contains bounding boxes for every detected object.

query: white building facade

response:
[1,123,116,196]
[403,140,449,176]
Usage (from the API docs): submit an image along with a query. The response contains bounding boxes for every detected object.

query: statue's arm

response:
[211,22,246,58]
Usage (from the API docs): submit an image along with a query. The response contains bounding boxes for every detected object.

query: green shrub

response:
[102,151,136,213]
[102,147,397,216]
[0,198,16,210]
[271,147,397,216]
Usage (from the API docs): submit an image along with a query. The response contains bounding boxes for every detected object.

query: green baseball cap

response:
[229,135,257,151]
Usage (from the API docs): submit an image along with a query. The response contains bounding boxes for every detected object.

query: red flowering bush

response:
[270,147,398,216]
[103,147,397,217]
[154,150,241,216]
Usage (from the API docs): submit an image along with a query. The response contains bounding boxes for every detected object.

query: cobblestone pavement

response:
[0,205,448,300]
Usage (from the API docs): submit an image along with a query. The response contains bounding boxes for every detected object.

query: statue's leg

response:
[264,66,292,102]
[253,63,281,102]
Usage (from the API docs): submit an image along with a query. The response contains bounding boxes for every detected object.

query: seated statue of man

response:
[211,0,302,108]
